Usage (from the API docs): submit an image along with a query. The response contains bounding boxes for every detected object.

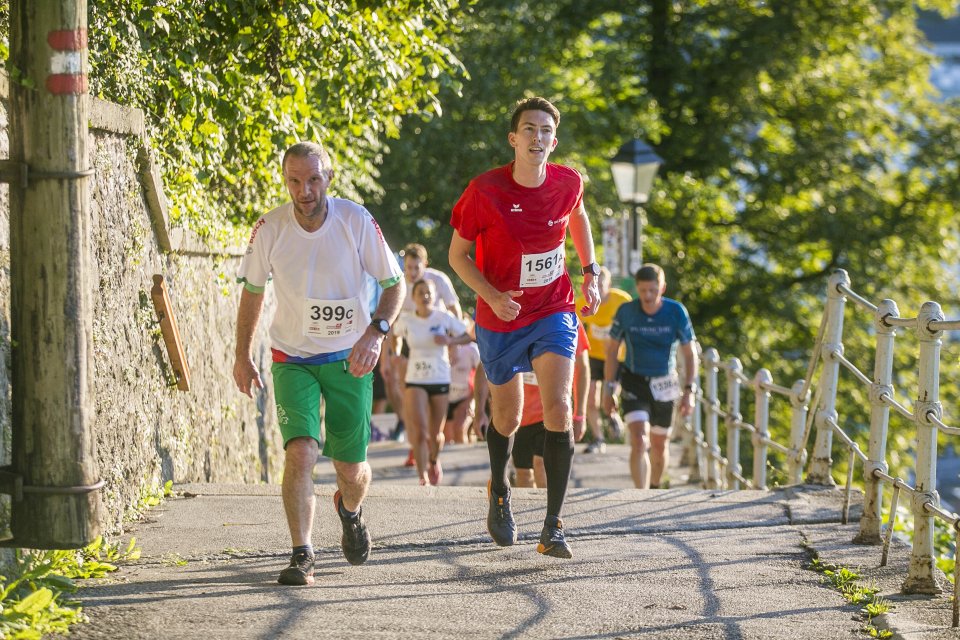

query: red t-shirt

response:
[520,322,590,426]
[451,162,584,332]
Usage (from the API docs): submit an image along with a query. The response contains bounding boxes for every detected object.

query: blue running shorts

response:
[475,312,577,385]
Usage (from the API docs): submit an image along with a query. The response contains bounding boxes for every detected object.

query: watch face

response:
[584,263,600,276]
[373,319,390,334]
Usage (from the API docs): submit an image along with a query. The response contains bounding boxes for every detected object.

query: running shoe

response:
[391,420,406,442]
[584,439,606,454]
[403,448,416,467]
[428,459,443,486]
[537,515,572,559]
[486,480,517,546]
[334,490,371,565]
[277,549,315,585]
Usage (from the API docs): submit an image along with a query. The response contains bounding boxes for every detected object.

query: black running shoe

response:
[486,480,517,546]
[277,550,315,585]
[334,490,371,565]
[537,515,572,559]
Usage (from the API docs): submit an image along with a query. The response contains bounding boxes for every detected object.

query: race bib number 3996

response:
[519,245,565,288]
[303,297,360,338]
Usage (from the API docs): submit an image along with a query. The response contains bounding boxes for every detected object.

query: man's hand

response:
[474,409,489,441]
[601,383,619,416]
[348,330,384,377]
[572,415,586,442]
[680,390,695,417]
[487,290,523,322]
[233,358,263,398]
[580,276,600,317]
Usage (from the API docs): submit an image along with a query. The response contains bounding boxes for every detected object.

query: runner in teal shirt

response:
[603,264,698,489]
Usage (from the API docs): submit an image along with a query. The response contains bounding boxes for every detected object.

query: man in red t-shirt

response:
[449,96,601,559]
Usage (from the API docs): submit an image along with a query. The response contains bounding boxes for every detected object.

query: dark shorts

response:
[620,369,676,431]
[513,421,545,469]
[406,382,450,397]
[446,395,469,420]
[589,357,621,383]
[475,312,577,385]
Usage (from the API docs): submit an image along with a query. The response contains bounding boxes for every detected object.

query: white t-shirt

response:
[393,309,467,385]
[238,199,402,358]
[402,267,459,314]
[449,342,481,402]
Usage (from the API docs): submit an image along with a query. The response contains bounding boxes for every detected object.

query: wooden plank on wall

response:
[150,274,191,391]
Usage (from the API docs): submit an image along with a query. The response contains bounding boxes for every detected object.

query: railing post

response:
[902,301,945,594]
[807,270,849,485]
[726,358,743,490]
[788,379,809,485]
[703,348,721,489]
[752,369,772,490]
[855,299,898,545]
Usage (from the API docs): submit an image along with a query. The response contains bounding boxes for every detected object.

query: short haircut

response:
[635,263,665,284]
[510,96,561,132]
[412,278,435,295]
[402,243,428,262]
[282,141,332,173]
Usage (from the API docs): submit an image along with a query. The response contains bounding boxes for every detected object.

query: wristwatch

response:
[684,383,698,393]
[581,262,601,277]
[370,318,390,335]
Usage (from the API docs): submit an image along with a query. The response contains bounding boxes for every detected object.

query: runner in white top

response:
[233,141,404,586]
[390,279,471,485]
[387,242,463,462]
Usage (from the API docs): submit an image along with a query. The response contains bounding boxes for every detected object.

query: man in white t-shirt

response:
[233,141,404,586]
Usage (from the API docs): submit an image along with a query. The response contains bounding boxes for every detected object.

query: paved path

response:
[69,442,955,639]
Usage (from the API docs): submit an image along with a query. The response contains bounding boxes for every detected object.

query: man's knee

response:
[335,461,371,487]
[629,425,649,452]
[650,431,670,454]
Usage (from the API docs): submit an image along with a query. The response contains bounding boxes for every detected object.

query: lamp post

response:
[610,139,663,279]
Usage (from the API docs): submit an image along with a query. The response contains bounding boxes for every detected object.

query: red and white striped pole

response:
[45,28,88,95]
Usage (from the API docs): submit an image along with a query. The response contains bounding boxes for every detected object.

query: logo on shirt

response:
[510,203,523,213]
[547,217,565,227]
[248,217,266,245]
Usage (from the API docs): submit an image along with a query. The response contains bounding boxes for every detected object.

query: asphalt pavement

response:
[68,441,957,639]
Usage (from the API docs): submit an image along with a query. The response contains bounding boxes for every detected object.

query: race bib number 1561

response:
[519,245,565,288]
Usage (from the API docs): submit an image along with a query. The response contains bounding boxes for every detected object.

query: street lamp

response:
[610,139,663,278]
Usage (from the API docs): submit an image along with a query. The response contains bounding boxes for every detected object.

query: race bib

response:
[590,323,612,341]
[303,297,361,338]
[519,245,565,288]
[521,371,539,386]
[650,373,681,402]
[408,357,437,383]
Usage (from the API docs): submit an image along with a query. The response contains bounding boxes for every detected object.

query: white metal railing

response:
[678,269,960,626]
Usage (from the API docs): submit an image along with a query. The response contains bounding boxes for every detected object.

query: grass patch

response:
[806,555,893,639]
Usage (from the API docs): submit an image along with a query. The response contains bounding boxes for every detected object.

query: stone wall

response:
[0,93,284,538]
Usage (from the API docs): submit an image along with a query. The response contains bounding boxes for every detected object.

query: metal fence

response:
[679,269,960,625]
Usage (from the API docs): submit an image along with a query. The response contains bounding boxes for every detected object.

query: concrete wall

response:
[0,90,284,539]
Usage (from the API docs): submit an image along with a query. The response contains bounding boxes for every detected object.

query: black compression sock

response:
[487,423,514,495]
[293,544,314,557]
[543,429,574,518]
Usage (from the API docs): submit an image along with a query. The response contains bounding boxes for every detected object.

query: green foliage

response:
[0,536,141,639]
[0,1,465,243]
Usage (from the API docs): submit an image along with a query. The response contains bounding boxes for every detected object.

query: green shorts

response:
[271,360,372,463]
